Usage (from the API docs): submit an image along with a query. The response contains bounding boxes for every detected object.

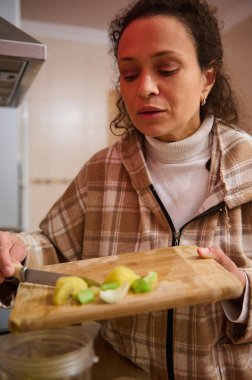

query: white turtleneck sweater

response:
[145,116,213,230]
[144,116,248,324]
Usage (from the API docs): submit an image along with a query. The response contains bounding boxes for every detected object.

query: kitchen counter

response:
[92,329,151,380]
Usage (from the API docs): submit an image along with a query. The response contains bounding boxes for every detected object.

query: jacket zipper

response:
[173,230,181,246]
[150,184,225,379]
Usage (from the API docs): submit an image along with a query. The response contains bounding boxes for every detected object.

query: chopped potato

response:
[103,266,139,286]
[53,276,88,305]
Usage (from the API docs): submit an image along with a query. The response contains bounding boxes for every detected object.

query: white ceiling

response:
[20,0,252,33]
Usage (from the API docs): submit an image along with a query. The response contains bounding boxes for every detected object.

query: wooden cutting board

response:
[9,246,243,332]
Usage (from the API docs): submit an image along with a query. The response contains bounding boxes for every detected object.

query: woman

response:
[1,0,252,378]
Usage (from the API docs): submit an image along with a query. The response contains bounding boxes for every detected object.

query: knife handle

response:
[13,262,26,282]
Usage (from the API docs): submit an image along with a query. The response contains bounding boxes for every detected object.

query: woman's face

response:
[117,15,215,142]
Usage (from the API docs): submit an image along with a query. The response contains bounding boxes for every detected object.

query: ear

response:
[201,62,217,101]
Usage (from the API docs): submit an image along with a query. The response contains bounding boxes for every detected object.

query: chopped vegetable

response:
[99,282,130,304]
[103,266,139,287]
[143,271,158,286]
[131,278,151,293]
[75,289,95,304]
[101,282,119,290]
[53,276,88,305]
[131,271,158,293]
[88,285,101,297]
[52,267,158,306]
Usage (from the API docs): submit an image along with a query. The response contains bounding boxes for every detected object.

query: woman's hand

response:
[0,231,26,283]
[197,246,246,288]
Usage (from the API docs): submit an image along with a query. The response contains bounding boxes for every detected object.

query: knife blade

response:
[11,262,100,287]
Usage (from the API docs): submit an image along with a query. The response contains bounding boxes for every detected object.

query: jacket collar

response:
[211,122,252,209]
[119,129,152,193]
[119,122,252,210]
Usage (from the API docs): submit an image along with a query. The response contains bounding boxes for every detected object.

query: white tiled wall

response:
[24,34,112,230]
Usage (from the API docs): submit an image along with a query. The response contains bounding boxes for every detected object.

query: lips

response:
[137,106,166,119]
[138,106,164,114]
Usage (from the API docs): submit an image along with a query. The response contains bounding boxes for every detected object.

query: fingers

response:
[197,246,246,287]
[0,232,14,279]
[0,232,26,281]
[0,272,5,283]
[198,247,229,267]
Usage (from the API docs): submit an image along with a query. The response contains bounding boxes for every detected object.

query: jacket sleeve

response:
[226,268,252,343]
[0,231,59,308]
[39,166,87,263]
[224,196,252,343]
[225,201,252,342]
[222,273,249,323]
[20,231,60,268]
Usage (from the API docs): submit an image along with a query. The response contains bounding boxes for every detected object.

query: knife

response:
[10,262,100,287]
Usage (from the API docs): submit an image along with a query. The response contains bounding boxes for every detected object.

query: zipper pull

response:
[174,230,181,246]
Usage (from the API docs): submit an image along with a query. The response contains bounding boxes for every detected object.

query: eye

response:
[121,71,139,82]
[158,69,178,77]
[119,66,139,82]
[123,73,138,82]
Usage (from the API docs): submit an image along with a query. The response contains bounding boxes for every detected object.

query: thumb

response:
[197,247,214,259]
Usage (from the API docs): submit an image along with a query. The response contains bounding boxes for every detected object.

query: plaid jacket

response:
[23,121,252,379]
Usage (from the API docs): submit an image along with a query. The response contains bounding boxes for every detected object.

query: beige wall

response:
[25,35,112,230]
[223,16,252,134]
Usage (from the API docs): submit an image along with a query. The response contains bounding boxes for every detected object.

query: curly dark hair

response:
[109,0,239,135]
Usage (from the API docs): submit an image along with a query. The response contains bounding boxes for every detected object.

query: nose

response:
[137,74,159,98]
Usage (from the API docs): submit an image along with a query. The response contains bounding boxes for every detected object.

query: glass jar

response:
[0,325,97,380]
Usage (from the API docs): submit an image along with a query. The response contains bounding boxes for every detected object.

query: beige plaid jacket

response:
[22,121,252,379]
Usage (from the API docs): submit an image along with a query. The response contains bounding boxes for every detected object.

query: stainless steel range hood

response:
[0,16,46,107]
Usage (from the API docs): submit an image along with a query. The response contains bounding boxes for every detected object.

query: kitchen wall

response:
[21,23,112,230]
[0,0,21,230]
[0,108,20,229]
[223,16,252,133]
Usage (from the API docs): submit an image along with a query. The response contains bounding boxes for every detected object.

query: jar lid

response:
[0,326,95,379]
